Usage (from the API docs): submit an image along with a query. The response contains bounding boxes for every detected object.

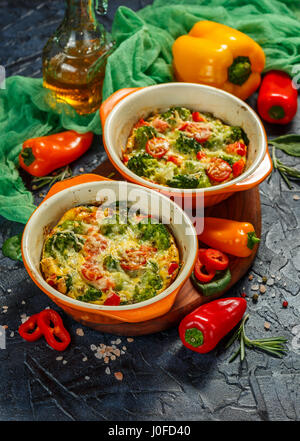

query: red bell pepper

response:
[18,313,43,342]
[104,293,121,306]
[37,309,71,351]
[179,298,247,353]
[257,70,298,125]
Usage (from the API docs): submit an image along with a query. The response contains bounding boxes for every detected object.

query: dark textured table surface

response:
[0,0,299,422]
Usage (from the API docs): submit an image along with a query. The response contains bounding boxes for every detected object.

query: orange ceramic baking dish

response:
[100,83,272,207]
[21,174,198,328]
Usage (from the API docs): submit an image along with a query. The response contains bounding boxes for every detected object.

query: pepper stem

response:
[185,328,204,348]
[21,147,36,166]
[268,105,285,120]
[228,56,252,86]
[247,231,260,250]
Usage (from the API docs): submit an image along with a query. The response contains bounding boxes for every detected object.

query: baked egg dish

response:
[123,106,249,188]
[40,204,180,306]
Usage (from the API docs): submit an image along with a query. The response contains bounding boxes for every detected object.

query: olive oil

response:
[42,0,113,114]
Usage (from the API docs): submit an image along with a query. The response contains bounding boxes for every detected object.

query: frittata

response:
[123,106,249,188]
[41,204,180,306]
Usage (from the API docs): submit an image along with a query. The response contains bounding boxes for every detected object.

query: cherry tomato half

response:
[81,262,103,281]
[232,159,245,178]
[194,260,216,283]
[201,248,229,271]
[206,158,232,182]
[226,142,246,156]
[179,122,211,144]
[120,247,151,271]
[167,155,183,166]
[146,137,170,158]
[83,233,108,256]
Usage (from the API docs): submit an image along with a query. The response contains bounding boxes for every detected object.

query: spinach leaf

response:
[2,234,23,261]
[269,135,300,157]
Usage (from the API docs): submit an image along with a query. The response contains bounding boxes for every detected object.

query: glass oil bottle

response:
[42,0,113,114]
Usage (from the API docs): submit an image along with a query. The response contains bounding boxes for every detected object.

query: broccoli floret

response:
[134,126,157,149]
[44,232,83,257]
[175,132,201,154]
[100,213,128,236]
[197,172,212,188]
[65,275,72,292]
[127,153,159,178]
[167,174,199,189]
[77,287,102,303]
[218,152,240,166]
[224,126,249,146]
[161,107,191,125]
[133,261,163,303]
[103,255,120,272]
[138,220,171,250]
[59,220,85,234]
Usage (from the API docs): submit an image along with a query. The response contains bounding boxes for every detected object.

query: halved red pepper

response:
[37,309,71,351]
[179,298,247,353]
[18,313,43,342]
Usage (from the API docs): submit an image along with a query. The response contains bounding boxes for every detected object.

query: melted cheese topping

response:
[41,205,180,305]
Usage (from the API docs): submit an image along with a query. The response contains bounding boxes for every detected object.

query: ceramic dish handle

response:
[228,150,273,193]
[43,173,112,202]
[100,87,141,128]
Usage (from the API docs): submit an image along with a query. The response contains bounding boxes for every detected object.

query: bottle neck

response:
[65,0,102,26]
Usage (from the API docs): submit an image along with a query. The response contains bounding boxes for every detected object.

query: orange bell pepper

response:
[19,130,93,177]
[172,20,265,100]
[198,217,260,257]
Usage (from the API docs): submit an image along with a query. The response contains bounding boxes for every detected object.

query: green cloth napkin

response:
[1,0,300,224]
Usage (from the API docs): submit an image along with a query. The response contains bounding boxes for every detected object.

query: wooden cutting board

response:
[89,159,260,336]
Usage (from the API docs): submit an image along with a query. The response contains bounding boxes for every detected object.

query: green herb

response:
[272,146,300,189]
[31,166,72,191]
[269,134,300,157]
[226,314,288,363]
[2,233,23,261]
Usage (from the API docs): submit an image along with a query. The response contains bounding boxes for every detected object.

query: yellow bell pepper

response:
[172,21,265,100]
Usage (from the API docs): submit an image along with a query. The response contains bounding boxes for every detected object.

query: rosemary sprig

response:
[272,145,300,189]
[31,166,72,190]
[226,314,288,363]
